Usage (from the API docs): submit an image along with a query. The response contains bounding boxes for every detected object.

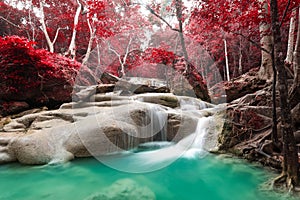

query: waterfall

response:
[137,103,168,141]
[179,96,208,111]
[154,108,168,141]
[99,115,215,173]
[178,116,211,159]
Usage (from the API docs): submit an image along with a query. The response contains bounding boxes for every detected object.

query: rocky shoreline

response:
[0,86,222,165]
[0,71,299,172]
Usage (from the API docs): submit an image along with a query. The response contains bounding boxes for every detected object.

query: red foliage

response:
[187,0,300,79]
[0,36,81,104]
[105,48,176,77]
[104,47,210,101]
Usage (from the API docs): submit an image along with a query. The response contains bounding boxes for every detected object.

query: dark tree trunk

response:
[271,50,278,144]
[175,0,189,73]
[271,0,299,188]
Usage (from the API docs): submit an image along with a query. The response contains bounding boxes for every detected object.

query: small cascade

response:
[177,116,211,148]
[179,97,208,111]
[137,103,168,141]
[99,115,216,173]
[177,116,212,159]
[156,108,168,141]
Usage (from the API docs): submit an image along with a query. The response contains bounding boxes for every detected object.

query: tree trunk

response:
[293,8,300,86]
[289,7,300,108]
[239,36,243,75]
[258,0,273,81]
[271,49,278,144]
[271,0,299,188]
[285,10,296,67]
[39,0,54,53]
[108,37,132,77]
[224,39,230,81]
[82,14,96,66]
[65,0,82,60]
[175,0,189,73]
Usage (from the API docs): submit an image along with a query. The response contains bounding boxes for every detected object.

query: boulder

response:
[210,69,269,103]
[0,101,29,116]
[0,93,216,165]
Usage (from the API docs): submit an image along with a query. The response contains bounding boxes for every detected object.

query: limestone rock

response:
[0,92,221,165]
[210,69,269,103]
[0,133,18,164]
[135,93,179,108]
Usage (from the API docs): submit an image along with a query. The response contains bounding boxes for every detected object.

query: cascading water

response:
[99,105,216,173]
[177,116,212,159]
[179,96,208,111]
[146,104,168,141]
[0,94,294,200]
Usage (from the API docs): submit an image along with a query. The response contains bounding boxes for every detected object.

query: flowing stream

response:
[0,96,297,200]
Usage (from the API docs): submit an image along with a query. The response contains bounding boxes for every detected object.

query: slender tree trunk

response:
[289,8,300,108]
[285,10,296,66]
[28,0,36,42]
[96,39,101,66]
[175,0,189,73]
[108,37,133,77]
[38,0,63,53]
[65,0,82,60]
[82,14,96,66]
[258,0,273,81]
[39,0,54,53]
[224,39,230,81]
[239,36,243,75]
[271,0,299,188]
[293,8,300,85]
[271,49,278,144]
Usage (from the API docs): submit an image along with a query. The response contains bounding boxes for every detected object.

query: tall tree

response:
[271,0,299,189]
[145,0,190,72]
[188,0,263,80]
[258,0,273,81]
[285,9,296,67]
[289,7,300,108]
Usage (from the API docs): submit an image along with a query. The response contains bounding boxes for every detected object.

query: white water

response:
[179,97,208,111]
[145,103,168,140]
[98,115,213,173]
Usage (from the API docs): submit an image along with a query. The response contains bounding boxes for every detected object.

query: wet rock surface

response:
[0,90,219,165]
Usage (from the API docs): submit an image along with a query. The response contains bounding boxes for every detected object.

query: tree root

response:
[273,173,287,187]
[273,173,300,193]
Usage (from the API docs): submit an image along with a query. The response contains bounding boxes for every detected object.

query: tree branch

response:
[122,37,133,65]
[233,32,271,54]
[145,5,180,32]
[52,27,65,45]
[0,16,20,28]
[279,0,291,28]
[108,42,122,64]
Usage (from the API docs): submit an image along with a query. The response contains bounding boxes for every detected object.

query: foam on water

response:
[99,115,213,173]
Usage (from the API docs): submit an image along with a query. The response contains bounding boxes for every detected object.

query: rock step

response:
[0,146,8,153]
[0,152,15,164]
[0,137,11,146]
